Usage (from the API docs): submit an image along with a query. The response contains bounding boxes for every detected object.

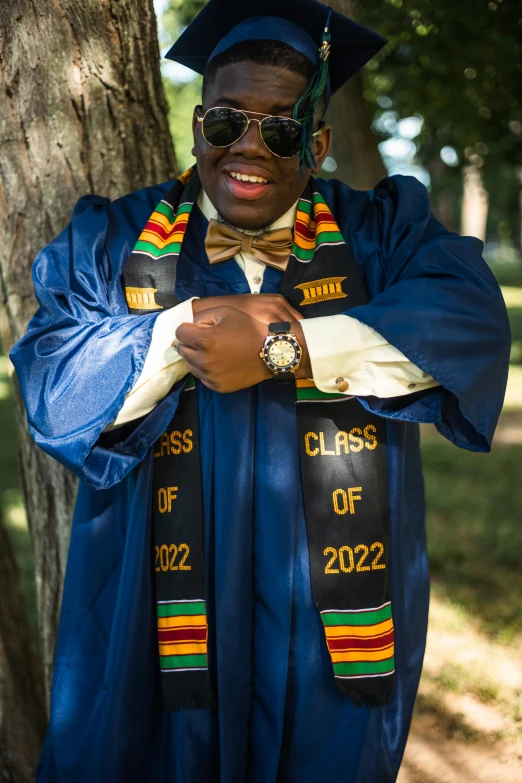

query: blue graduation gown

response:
[11,175,510,782]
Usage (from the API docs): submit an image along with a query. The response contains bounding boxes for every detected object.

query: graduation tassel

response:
[293,8,333,171]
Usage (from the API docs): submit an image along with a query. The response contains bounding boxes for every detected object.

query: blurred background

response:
[1,0,521,780]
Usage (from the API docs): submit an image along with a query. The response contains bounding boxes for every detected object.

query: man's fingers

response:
[274,299,302,322]
[175,321,212,347]
[193,295,302,323]
[193,305,238,326]
[176,343,204,368]
[285,303,303,322]
[181,354,215,389]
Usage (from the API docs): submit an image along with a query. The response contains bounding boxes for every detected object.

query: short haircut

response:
[202,40,327,121]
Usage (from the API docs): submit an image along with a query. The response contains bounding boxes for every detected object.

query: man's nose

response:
[229,119,271,159]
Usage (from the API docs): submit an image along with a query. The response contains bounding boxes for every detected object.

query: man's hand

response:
[192,294,302,325]
[176,306,273,393]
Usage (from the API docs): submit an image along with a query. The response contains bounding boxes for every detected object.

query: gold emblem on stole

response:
[125,287,163,310]
[295,276,348,306]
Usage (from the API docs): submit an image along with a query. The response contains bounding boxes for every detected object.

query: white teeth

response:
[229,172,268,184]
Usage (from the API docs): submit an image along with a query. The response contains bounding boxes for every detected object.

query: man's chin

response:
[217,204,275,233]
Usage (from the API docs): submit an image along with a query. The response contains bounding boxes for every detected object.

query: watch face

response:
[268,339,297,368]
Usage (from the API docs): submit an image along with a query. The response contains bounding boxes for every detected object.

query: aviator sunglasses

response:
[196,106,324,159]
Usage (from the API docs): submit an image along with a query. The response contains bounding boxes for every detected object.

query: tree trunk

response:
[461,163,489,242]
[0,0,178,721]
[325,0,387,188]
[0,509,46,781]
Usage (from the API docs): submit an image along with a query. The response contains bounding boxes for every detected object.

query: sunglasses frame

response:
[195,105,324,159]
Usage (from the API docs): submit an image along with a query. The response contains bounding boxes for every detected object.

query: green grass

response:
[419,286,522,642]
[422,437,522,641]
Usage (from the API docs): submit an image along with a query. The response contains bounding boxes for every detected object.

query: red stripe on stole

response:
[294,220,315,241]
[327,630,395,652]
[158,627,208,643]
[314,213,338,227]
[144,218,188,241]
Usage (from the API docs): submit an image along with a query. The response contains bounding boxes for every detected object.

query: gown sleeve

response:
[346,175,511,452]
[10,195,184,490]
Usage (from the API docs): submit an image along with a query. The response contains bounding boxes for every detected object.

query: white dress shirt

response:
[109,190,438,428]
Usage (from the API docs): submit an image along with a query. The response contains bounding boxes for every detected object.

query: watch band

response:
[274,371,294,384]
[269,321,291,335]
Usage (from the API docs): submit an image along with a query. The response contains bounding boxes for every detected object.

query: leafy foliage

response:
[356,0,522,243]
[359,0,522,164]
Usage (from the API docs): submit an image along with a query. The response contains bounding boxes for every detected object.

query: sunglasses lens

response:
[202,108,248,147]
[261,117,302,158]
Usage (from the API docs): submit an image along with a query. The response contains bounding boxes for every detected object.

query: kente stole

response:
[123,167,395,710]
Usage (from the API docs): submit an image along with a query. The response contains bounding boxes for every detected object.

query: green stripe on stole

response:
[157,601,206,618]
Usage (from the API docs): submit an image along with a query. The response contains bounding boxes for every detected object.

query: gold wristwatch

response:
[260,322,302,383]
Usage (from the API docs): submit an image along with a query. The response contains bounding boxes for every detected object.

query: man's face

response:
[193,61,332,231]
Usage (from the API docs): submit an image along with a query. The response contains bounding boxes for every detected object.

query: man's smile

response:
[223,164,273,201]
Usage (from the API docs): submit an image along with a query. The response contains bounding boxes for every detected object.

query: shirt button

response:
[253,276,262,285]
[336,377,349,393]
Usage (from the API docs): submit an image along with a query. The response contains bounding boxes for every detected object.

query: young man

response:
[11,0,510,780]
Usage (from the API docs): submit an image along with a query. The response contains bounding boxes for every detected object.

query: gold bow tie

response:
[205,219,294,271]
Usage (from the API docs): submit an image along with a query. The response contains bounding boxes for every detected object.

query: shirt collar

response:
[197,188,298,232]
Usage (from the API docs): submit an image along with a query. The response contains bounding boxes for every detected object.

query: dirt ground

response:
[399,415,522,782]
[398,585,522,782]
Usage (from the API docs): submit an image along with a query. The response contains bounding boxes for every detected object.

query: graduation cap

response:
[166,0,386,167]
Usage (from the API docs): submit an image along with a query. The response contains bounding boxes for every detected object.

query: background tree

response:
[0,0,177,751]
[326,0,387,188]
[357,0,522,246]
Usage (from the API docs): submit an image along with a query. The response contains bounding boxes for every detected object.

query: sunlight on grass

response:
[501,286,522,309]
[0,380,11,400]
[422,435,522,641]
[504,366,522,409]
[5,495,28,530]
[500,287,522,411]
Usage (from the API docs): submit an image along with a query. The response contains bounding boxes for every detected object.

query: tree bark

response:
[0,509,46,781]
[0,0,177,717]
[325,0,387,189]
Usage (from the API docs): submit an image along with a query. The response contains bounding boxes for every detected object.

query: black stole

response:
[123,168,394,710]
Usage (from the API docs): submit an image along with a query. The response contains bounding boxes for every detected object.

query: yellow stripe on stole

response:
[294,226,341,251]
[314,204,336,216]
[330,644,395,663]
[140,229,187,249]
[296,209,314,225]
[158,642,208,656]
[157,615,208,629]
[324,618,394,639]
[178,167,194,186]
[295,205,335,224]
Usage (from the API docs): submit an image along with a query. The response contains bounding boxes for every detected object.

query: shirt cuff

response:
[300,313,440,398]
[107,297,197,429]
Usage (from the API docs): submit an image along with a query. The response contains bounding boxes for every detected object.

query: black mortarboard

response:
[166,0,386,96]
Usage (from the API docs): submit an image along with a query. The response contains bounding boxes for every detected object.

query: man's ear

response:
[311,124,333,175]
[192,106,201,156]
